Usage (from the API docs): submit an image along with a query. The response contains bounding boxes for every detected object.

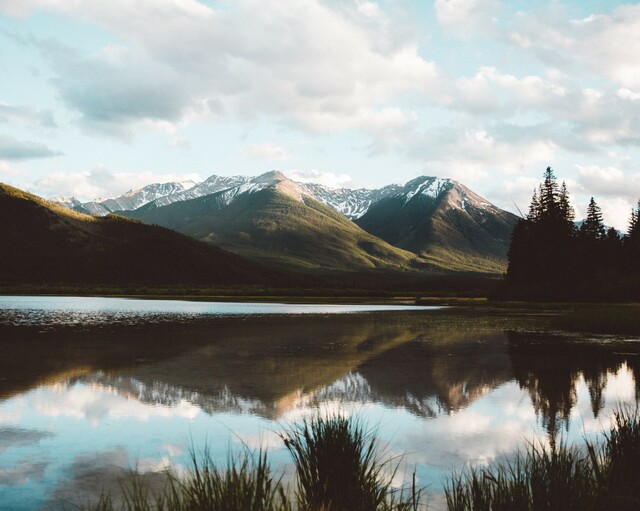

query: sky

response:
[1,0,639,229]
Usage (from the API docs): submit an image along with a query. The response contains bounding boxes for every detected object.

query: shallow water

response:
[0,297,638,510]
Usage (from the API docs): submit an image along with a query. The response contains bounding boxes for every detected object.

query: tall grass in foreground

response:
[85,415,420,511]
[280,415,419,511]
[445,407,640,511]
[91,449,290,511]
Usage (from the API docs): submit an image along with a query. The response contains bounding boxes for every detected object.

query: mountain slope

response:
[355,177,518,273]
[124,172,424,272]
[0,183,278,286]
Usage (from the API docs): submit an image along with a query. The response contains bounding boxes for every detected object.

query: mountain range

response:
[0,183,282,287]
[50,171,519,275]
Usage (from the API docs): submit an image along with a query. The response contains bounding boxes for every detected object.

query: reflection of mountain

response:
[357,331,512,416]
[78,327,514,420]
[508,331,640,446]
[6,310,640,431]
[90,317,425,419]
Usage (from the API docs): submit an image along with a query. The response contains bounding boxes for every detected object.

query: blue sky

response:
[1,0,639,229]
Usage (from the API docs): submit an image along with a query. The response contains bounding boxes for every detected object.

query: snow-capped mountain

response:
[51,180,198,215]
[146,174,251,209]
[45,170,519,273]
[49,196,84,210]
[51,170,504,223]
[298,182,403,219]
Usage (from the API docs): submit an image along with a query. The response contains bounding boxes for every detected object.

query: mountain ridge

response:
[0,182,282,286]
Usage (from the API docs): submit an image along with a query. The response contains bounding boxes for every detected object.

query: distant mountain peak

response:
[253,170,288,184]
[399,176,452,203]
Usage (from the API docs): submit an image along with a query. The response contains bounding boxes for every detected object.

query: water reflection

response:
[0,301,639,510]
[509,331,640,446]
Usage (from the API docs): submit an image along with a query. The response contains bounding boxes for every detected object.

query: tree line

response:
[498,167,640,301]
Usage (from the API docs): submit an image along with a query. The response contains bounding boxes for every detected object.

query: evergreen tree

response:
[527,189,541,221]
[559,182,575,225]
[627,200,640,241]
[505,166,576,299]
[539,166,560,219]
[623,200,640,275]
[580,197,605,240]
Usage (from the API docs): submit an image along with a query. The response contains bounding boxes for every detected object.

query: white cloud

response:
[31,382,201,425]
[507,4,640,89]
[435,0,503,38]
[287,169,357,189]
[0,160,23,177]
[575,164,640,229]
[407,124,558,183]
[169,136,190,149]
[11,0,440,139]
[244,142,292,161]
[617,88,640,101]
[576,164,640,199]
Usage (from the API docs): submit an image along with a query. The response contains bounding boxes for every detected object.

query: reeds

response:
[280,414,419,511]
[445,406,640,511]
[89,448,290,511]
[85,414,420,511]
[86,407,640,511]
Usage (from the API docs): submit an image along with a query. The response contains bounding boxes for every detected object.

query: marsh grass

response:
[85,415,420,511]
[446,406,640,511]
[89,448,290,511]
[280,415,420,511]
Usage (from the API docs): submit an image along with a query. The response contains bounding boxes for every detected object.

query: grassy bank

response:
[86,408,640,511]
[446,407,640,511]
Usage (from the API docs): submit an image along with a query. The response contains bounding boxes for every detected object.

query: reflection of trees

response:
[357,331,512,416]
[508,331,639,447]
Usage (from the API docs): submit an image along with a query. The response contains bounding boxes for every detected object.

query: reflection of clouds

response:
[232,429,283,452]
[0,456,47,485]
[0,401,24,425]
[30,382,201,424]
[0,426,53,454]
[572,364,636,435]
[44,447,172,510]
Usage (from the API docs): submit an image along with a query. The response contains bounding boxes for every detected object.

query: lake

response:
[0,296,638,510]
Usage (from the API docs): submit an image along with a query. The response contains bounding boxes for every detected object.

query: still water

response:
[0,297,638,510]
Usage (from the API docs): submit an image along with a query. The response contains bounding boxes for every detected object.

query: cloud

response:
[504,4,640,89]
[9,0,440,138]
[0,102,57,128]
[44,44,191,139]
[30,381,201,425]
[575,164,640,229]
[407,123,558,183]
[244,142,292,161]
[0,426,53,455]
[0,457,48,485]
[169,136,190,149]
[0,134,62,160]
[435,0,503,38]
[0,160,23,177]
[33,165,203,200]
[287,169,357,188]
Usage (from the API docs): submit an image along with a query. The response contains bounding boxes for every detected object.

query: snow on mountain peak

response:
[52,171,504,223]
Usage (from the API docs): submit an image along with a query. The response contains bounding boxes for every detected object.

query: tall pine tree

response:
[505,167,576,299]
[580,197,605,240]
